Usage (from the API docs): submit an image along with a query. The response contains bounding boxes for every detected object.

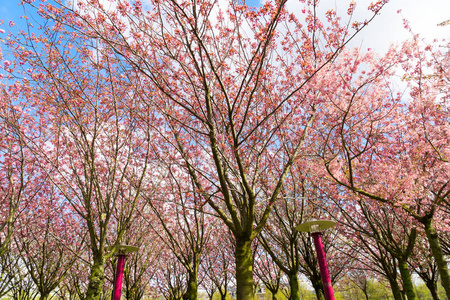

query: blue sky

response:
[0,1,28,24]
[0,0,262,33]
[1,0,449,54]
[0,0,41,36]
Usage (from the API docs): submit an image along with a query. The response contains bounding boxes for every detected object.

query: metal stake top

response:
[115,244,139,255]
[295,220,335,233]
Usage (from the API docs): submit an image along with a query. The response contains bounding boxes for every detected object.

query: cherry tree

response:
[140,162,216,300]
[258,165,352,300]
[154,252,188,300]
[200,226,235,300]
[0,83,41,258]
[328,192,419,300]
[338,223,403,300]
[2,23,159,299]
[316,41,450,297]
[9,273,38,300]
[120,217,163,300]
[14,184,83,300]
[253,249,283,300]
[0,249,20,298]
[257,168,315,300]
[338,269,382,300]
[0,79,49,299]
[28,0,392,297]
[399,42,450,297]
[56,258,92,300]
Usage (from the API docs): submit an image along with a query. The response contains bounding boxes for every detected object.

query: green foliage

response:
[337,279,393,300]
[211,292,235,300]
[261,282,316,300]
[415,283,432,300]
[414,282,447,300]
[297,283,316,300]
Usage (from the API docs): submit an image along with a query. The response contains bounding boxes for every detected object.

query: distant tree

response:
[121,220,163,300]
[0,250,20,298]
[338,275,393,300]
[155,254,188,300]
[201,228,235,300]
[254,249,282,300]
[140,162,216,300]
[15,195,81,300]
[0,84,41,258]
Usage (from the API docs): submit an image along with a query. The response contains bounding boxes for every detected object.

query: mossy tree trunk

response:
[235,238,255,300]
[85,255,105,300]
[422,217,450,299]
[183,263,199,300]
[288,272,301,300]
[398,259,416,300]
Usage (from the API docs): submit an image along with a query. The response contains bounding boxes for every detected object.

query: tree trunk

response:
[183,267,198,300]
[398,259,416,300]
[272,291,277,300]
[363,290,369,300]
[85,257,105,300]
[288,272,300,300]
[425,280,441,300]
[423,218,450,298]
[311,281,325,300]
[387,277,403,300]
[235,238,254,300]
[217,286,227,300]
[39,292,50,300]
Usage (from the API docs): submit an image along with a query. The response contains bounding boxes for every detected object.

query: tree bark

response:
[183,267,198,300]
[311,280,325,300]
[235,238,254,300]
[363,289,369,300]
[398,260,416,300]
[387,277,403,300]
[425,280,441,300]
[422,218,450,299]
[39,292,50,300]
[272,292,277,300]
[288,272,300,300]
[85,257,105,300]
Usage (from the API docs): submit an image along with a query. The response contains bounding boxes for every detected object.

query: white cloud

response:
[342,0,450,52]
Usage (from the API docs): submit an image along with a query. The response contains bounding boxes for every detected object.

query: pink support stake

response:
[109,245,138,300]
[295,220,336,300]
[312,232,335,300]
[112,254,127,300]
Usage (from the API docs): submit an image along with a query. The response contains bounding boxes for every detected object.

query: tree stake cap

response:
[116,244,139,255]
[295,220,335,233]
